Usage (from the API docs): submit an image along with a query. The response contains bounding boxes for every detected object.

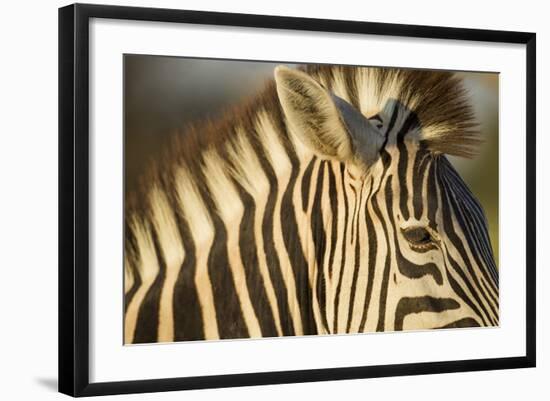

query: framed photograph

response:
[58,3,536,397]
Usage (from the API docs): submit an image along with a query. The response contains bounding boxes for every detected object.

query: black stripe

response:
[133,226,166,343]
[195,173,249,340]
[301,159,315,212]
[379,106,399,157]
[426,162,439,231]
[436,317,480,329]
[346,226,361,333]
[394,296,460,331]
[358,180,377,332]
[311,162,328,333]
[397,141,410,221]
[385,105,399,136]
[349,185,359,242]
[208,215,249,339]
[326,163,339,280]
[124,269,141,313]
[171,203,204,341]
[253,135,296,337]
[373,175,393,332]
[394,248,443,284]
[395,111,420,222]
[281,145,317,336]
[333,164,350,332]
[234,181,279,338]
[412,150,431,220]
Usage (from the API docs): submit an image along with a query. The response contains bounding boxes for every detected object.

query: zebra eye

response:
[402,226,436,251]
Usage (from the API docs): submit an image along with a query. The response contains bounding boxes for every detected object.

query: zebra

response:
[124,64,499,344]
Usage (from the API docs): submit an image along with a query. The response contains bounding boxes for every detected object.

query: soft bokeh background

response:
[124,55,499,266]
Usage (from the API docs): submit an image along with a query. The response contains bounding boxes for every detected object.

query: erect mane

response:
[303,64,480,158]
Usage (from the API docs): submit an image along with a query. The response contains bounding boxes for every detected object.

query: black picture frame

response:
[58,3,536,397]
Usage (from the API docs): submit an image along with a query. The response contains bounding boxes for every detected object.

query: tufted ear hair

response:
[274,65,385,168]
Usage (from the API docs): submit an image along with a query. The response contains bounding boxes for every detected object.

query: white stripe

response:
[174,167,219,339]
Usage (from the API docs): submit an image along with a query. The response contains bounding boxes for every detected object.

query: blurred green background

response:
[124,55,499,267]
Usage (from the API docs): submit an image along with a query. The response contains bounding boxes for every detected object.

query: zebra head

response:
[274,66,498,333]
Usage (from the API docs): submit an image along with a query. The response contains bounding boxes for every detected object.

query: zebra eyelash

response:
[401,226,439,252]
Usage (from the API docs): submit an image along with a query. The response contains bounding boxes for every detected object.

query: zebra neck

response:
[298,158,376,334]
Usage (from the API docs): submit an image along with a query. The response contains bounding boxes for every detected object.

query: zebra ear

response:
[274,66,384,167]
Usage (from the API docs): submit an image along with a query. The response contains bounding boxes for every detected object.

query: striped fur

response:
[124,64,498,343]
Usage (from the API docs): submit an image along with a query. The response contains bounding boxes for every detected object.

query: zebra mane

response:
[304,65,480,158]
